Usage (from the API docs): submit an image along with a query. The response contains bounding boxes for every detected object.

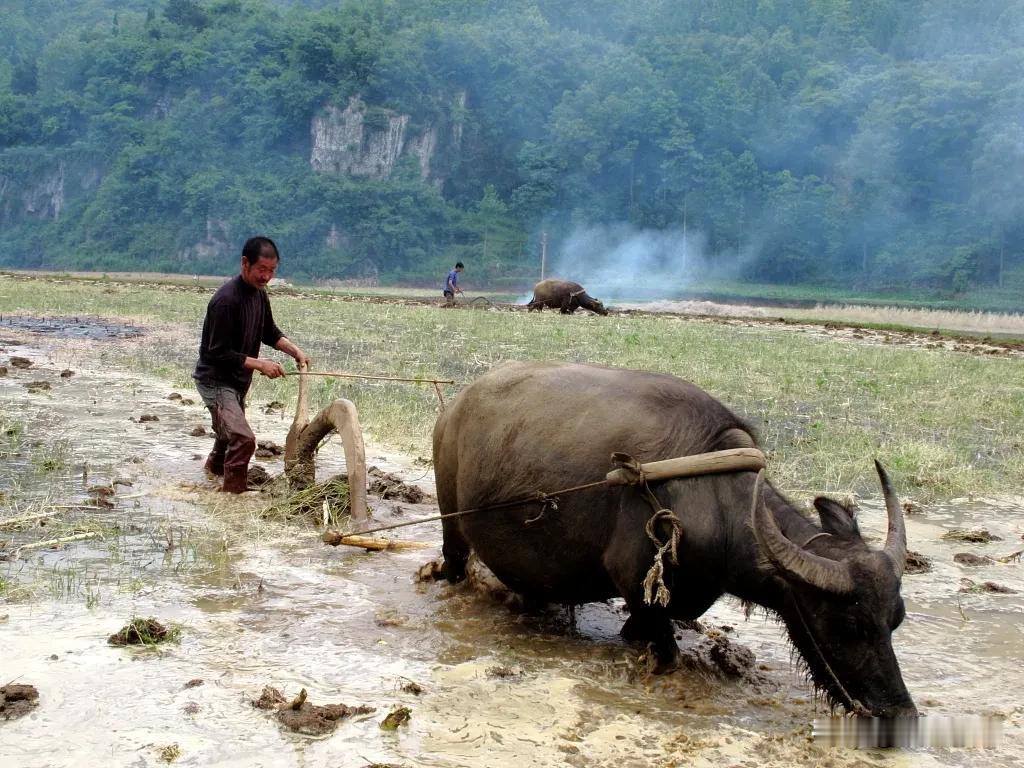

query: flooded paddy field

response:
[1,312,1022,767]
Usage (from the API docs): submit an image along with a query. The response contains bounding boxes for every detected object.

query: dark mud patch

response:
[943,529,1002,543]
[263,401,286,415]
[0,366,6,376]
[9,356,32,368]
[0,683,39,721]
[253,686,375,736]
[59,369,73,378]
[960,579,1018,594]
[23,380,50,392]
[0,315,144,339]
[905,550,932,574]
[954,552,995,567]
[189,426,207,437]
[108,617,179,646]
[137,414,160,423]
[368,466,427,503]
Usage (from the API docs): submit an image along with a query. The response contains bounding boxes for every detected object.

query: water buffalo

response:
[526,279,608,315]
[433,361,916,717]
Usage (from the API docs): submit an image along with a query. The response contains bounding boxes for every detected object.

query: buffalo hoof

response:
[644,643,682,675]
[440,559,467,584]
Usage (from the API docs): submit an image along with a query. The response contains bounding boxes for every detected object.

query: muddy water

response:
[1,327,1022,767]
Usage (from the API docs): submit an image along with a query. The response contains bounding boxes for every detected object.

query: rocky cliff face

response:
[0,151,105,228]
[310,94,463,185]
[177,218,232,265]
[0,161,66,225]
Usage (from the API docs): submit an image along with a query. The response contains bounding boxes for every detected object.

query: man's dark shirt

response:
[193,275,283,394]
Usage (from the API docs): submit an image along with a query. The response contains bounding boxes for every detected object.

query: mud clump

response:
[264,401,286,415]
[253,686,375,736]
[486,665,523,680]
[1,683,39,721]
[189,426,207,437]
[255,440,284,459]
[138,414,160,423]
[108,617,178,646]
[88,485,116,508]
[59,369,74,378]
[0,366,6,377]
[954,552,995,567]
[380,705,412,731]
[943,529,1002,543]
[678,631,756,679]
[9,356,32,369]
[368,466,426,503]
[246,465,272,488]
[905,550,932,574]
[399,680,423,696]
[960,579,1018,595]
[168,392,183,401]
[24,380,51,392]
[253,686,288,710]
[415,560,444,582]
[980,582,1017,594]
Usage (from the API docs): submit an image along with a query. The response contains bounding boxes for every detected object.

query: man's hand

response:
[275,337,311,371]
[255,359,286,379]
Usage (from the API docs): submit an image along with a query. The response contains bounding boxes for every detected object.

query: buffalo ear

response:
[813,497,861,539]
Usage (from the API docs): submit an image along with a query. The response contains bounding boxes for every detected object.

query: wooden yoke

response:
[284,362,369,522]
[605,448,766,486]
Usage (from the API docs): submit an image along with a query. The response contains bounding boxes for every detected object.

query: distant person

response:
[193,236,311,493]
[443,261,465,305]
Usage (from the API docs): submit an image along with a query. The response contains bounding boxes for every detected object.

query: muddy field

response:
[1,312,1022,767]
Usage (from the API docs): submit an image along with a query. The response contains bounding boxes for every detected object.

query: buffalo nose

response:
[878,701,919,719]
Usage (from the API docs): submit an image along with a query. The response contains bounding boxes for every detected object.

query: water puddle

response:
[0,314,144,340]
[0,326,1021,766]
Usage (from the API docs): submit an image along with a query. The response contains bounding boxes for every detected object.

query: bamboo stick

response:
[287,371,455,385]
[0,511,59,529]
[321,530,432,551]
[10,531,100,558]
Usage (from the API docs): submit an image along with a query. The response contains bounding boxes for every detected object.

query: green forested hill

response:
[2,0,1023,297]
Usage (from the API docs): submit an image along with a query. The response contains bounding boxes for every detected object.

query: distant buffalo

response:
[526,279,608,316]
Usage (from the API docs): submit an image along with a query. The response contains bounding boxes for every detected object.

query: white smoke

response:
[547,223,714,301]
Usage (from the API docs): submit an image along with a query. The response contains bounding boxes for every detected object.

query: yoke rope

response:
[333,450,761,546]
[611,453,685,607]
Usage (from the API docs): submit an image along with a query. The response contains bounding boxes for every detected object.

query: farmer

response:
[193,236,311,493]
[443,261,465,305]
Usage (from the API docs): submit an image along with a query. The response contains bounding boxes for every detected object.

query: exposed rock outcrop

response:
[310,92,465,185]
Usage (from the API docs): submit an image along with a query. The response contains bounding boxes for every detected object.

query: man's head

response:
[240,236,279,290]
[455,262,464,272]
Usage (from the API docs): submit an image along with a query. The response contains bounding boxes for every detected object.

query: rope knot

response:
[642,508,683,607]
[610,452,646,486]
[525,491,558,525]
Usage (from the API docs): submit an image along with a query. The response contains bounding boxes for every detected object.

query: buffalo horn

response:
[875,460,907,578]
[751,470,855,594]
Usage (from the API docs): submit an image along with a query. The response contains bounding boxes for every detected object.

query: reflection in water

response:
[1,333,1022,767]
